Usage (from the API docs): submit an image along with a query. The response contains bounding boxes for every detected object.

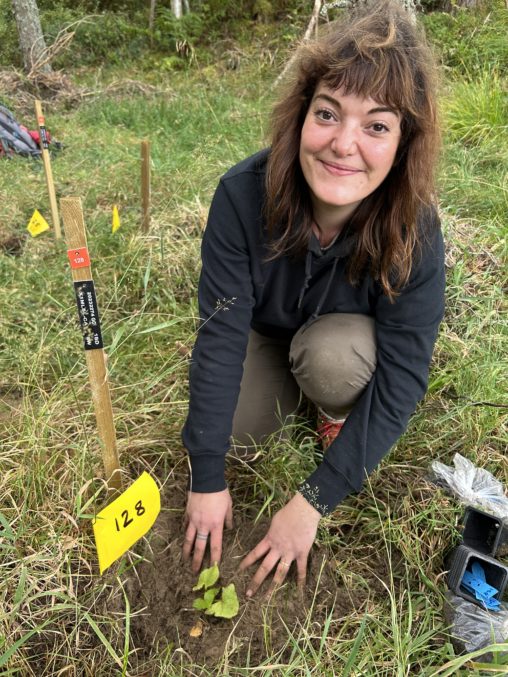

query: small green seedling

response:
[192,563,239,619]
[193,562,220,592]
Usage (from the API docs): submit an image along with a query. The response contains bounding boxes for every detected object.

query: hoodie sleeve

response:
[299,212,445,515]
[182,179,255,492]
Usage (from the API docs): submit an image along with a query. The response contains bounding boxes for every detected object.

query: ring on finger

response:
[280,560,290,568]
[196,532,208,541]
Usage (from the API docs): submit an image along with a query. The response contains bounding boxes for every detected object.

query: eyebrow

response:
[313,93,398,116]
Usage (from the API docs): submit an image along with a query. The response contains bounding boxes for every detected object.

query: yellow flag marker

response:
[112,205,121,233]
[27,209,50,237]
[93,471,160,574]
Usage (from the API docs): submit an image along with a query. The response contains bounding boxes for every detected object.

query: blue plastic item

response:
[461,562,501,611]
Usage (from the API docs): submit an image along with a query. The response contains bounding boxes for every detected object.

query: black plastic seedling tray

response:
[447,543,508,607]
[462,506,508,557]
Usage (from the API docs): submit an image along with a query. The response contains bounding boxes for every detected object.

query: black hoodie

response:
[182,149,445,515]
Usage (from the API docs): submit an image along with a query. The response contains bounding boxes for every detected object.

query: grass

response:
[1,2,507,675]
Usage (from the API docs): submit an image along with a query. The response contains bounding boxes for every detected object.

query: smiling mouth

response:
[319,160,363,175]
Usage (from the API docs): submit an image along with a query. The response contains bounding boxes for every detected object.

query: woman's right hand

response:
[183,489,233,573]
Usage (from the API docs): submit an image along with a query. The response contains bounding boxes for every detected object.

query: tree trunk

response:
[171,0,183,18]
[149,0,157,43]
[12,0,52,75]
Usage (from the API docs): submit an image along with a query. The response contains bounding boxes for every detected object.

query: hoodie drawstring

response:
[298,254,341,331]
[297,249,313,310]
[311,255,340,321]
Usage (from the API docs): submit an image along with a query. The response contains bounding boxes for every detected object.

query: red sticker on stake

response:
[67,248,91,269]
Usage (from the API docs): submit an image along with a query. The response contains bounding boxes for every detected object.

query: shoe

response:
[316,410,345,449]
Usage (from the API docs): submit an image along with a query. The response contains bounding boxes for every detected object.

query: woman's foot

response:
[316,410,345,449]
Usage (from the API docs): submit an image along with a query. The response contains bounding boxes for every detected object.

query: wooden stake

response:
[141,140,151,233]
[61,197,122,491]
[34,100,61,239]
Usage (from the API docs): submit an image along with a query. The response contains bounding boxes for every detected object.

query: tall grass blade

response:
[83,612,123,669]
[13,565,27,606]
[428,643,508,676]
[341,614,368,677]
[120,578,131,676]
[137,319,183,334]
[0,513,15,541]
[0,618,54,668]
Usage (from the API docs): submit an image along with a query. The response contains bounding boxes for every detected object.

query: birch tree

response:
[12,0,52,75]
[171,0,183,18]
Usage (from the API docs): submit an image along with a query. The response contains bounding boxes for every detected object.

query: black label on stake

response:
[73,280,103,350]
[39,125,50,150]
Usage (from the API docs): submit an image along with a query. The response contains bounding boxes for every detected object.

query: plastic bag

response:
[445,591,508,658]
[430,453,508,519]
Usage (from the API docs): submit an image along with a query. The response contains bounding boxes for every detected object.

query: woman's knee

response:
[231,330,300,449]
[289,313,376,418]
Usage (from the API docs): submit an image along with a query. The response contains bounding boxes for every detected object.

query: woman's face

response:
[299,84,402,226]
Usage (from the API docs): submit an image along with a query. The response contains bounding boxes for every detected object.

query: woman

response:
[181,0,445,597]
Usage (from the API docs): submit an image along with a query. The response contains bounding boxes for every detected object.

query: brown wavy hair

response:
[265,0,441,300]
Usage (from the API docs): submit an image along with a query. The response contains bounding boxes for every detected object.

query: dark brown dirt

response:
[124,483,366,668]
[0,233,25,256]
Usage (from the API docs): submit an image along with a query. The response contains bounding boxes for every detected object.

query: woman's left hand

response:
[240,492,321,597]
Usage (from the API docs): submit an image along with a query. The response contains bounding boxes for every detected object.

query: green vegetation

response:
[0,0,507,674]
[193,563,240,619]
[0,0,306,70]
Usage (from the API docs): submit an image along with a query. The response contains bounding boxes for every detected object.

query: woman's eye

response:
[370,122,389,133]
[315,108,335,121]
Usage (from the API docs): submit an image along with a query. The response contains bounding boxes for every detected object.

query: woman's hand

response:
[183,489,233,573]
[240,493,321,597]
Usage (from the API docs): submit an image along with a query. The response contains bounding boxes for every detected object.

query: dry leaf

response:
[189,620,203,638]
[175,341,191,357]
[62,535,78,550]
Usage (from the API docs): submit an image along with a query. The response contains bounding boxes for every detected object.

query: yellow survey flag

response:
[27,209,50,237]
[93,471,160,574]
[112,204,121,233]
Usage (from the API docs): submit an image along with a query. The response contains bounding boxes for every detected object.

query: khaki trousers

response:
[231,313,377,448]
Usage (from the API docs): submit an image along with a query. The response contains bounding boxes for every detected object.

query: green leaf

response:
[205,584,239,619]
[0,512,15,541]
[192,563,219,591]
[192,587,219,610]
[204,587,219,605]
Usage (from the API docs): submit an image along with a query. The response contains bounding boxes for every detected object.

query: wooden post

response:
[61,197,122,491]
[141,140,151,233]
[34,100,61,239]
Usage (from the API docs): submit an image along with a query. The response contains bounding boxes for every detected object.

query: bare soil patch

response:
[125,482,366,669]
[0,233,25,256]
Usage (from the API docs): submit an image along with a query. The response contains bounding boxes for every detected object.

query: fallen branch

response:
[28,16,97,81]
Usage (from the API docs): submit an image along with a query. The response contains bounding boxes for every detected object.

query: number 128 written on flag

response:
[93,472,160,574]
